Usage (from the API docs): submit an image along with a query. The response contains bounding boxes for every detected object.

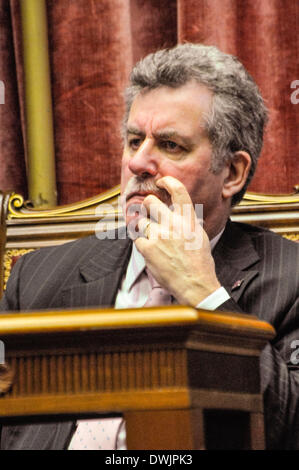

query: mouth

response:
[126,191,156,202]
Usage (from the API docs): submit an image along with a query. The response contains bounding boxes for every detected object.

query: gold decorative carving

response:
[3,249,35,290]
[7,186,121,219]
[281,233,299,242]
[7,185,299,220]
[241,187,299,205]
[8,193,25,211]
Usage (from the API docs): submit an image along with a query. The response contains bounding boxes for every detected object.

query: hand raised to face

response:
[135,176,221,307]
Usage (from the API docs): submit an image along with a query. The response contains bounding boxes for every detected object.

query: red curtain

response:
[178,0,299,194]
[0,0,298,204]
[0,0,27,196]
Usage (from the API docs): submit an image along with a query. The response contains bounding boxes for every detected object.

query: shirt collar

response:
[210,227,225,251]
[124,227,225,292]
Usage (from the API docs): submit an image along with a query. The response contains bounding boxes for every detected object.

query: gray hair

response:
[123,43,268,205]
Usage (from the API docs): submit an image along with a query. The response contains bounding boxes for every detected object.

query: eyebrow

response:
[126,126,194,148]
[155,130,194,148]
[126,126,145,137]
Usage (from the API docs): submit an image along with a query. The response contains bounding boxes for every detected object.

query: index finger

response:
[156,176,194,211]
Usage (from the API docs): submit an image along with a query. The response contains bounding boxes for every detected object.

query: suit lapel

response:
[62,235,132,308]
[213,221,260,303]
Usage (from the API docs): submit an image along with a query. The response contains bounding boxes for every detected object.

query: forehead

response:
[127,82,213,135]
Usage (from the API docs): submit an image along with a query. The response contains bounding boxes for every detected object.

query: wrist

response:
[181,279,222,308]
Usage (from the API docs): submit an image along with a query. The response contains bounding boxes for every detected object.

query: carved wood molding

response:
[6,185,299,220]
[0,307,274,422]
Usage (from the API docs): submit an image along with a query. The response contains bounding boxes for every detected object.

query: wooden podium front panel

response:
[0,306,275,449]
[125,409,196,450]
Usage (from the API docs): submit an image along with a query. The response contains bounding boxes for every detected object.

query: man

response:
[0,43,298,449]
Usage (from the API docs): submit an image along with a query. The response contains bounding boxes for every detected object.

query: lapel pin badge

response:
[232,279,244,291]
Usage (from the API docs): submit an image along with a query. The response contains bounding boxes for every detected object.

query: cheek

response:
[165,164,203,194]
[158,160,183,179]
[183,179,202,202]
[158,162,202,198]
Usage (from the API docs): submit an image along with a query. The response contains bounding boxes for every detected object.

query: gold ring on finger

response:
[143,220,151,239]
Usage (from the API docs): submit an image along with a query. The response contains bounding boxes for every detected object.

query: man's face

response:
[121,82,230,238]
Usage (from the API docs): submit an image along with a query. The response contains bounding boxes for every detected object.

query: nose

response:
[128,138,158,178]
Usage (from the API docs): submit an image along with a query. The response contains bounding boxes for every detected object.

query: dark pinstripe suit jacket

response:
[0,221,298,450]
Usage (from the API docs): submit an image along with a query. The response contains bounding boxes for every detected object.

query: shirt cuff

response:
[196,287,231,311]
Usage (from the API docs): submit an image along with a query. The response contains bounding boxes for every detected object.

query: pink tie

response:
[144,269,172,306]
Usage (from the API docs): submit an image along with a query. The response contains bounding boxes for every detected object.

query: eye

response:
[160,140,183,153]
[128,138,142,150]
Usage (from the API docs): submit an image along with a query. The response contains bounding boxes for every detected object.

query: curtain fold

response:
[0,0,27,196]
[130,0,177,63]
[0,0,298,204]
[178,0,239,55]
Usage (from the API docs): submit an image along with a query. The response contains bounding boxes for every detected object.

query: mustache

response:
[123,176,171,206]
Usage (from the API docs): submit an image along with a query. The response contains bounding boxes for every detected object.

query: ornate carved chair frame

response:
[0,186,298,296]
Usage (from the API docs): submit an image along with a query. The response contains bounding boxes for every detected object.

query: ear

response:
[222,151,252,200]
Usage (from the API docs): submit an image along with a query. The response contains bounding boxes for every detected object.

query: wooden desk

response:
[0,306,275,449]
